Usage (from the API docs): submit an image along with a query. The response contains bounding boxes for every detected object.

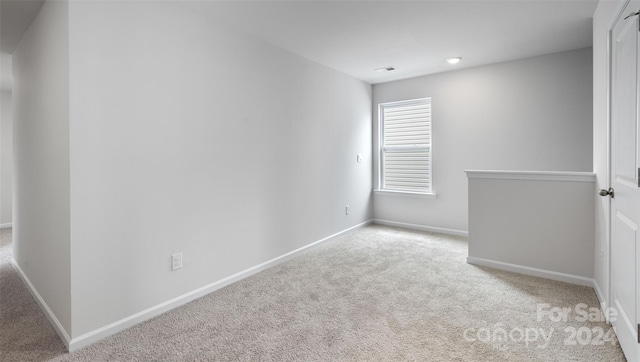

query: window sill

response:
[373,190,438,199]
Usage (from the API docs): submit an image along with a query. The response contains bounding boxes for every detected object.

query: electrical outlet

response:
[345,205,350,215]
[172,253,183,271]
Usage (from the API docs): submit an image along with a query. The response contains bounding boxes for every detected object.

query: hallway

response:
[0,228,67,361]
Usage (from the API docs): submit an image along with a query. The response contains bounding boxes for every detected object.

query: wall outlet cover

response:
[172,253,183,271]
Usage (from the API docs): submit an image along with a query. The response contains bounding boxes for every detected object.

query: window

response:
[379,98,432,194]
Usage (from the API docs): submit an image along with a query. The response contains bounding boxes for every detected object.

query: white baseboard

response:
[0,223,12,229]
[466,256,595,287]
[67,219,373,352]
[592,279,610,323]
[373,219,468,237]
[11,259,72,350]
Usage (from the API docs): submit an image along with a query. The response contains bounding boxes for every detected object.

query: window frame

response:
[377,97,435,197]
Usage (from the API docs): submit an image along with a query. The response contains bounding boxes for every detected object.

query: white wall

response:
[1,90,13,227]
[12,0,71,335]
[1,54,13,227]
[592,0,626,311]
[68,1,372,338]
[373,48,594,233]
[1,53,13,92]
[467,171,595,282]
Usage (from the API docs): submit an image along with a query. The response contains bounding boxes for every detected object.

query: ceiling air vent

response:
[374,66,396,73]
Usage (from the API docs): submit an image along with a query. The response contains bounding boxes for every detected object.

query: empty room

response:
[0,0,636,360]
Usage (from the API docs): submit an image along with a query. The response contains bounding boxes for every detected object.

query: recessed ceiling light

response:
[374,66,396,73]
[447,57,462,64]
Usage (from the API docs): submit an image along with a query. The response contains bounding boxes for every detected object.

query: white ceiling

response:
[185,0,597,84]
[0,0,597,85]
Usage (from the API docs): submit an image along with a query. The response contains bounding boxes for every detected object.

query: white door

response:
[610,2,640,360]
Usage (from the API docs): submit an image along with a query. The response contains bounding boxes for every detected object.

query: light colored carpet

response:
[1,225,627,361]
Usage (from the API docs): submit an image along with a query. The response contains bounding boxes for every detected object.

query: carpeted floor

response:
[0,225,627,361]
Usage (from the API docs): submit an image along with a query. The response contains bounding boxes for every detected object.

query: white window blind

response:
[380,98,432,194]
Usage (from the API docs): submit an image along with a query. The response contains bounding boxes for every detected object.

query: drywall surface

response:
[68,1,372,337]
[592,0,626,310]
[1,54,13,92]
[12,0,71,334]
[1,53,13,226]
[1,90,12,226]
[467,171,595,279]
[373,48,593,233]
